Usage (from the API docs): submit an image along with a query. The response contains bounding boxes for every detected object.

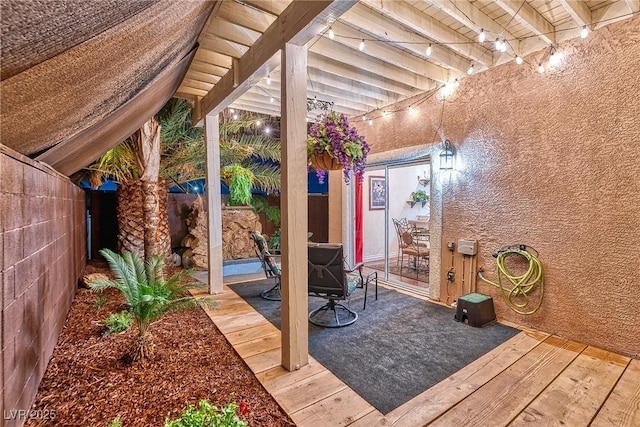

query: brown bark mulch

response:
[26,261,295,427]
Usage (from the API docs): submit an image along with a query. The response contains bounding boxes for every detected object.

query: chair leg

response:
[261,278,281,301]
[309,299,357,327]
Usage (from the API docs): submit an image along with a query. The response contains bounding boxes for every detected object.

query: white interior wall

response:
[362,163,430,263]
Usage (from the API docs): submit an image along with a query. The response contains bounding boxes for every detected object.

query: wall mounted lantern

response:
[439,139,455,170]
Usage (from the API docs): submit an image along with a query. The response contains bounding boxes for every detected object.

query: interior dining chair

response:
[399,229,430,279]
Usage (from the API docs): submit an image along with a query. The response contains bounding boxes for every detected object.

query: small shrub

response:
[94,293,108,309]
[107,416,122,427]
[103,311,134,335]
[164,400,248,427]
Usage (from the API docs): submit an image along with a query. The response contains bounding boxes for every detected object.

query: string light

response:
[409,105,414,114]
[328,27,335,40]
[266,75,271,85]
[362,115,366,121]
[383,110,389,117]
[515,55,523,65]
[256,120,261,126]
[229,108,235,113]
[454,78,460,87]
[538,63,545,74]
[264,127,271,134]
[368,119,373,126]
[359,39,365,51]
[581,26,589,39]
[270,96,274,103]
[500,39,507,52]
[233,114,238,120]
[426,43,432,56]
[495,39,503,51]
[467,63,474,75]
[479,29,486,43]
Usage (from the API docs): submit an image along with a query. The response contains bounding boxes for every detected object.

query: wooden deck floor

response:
[194,281,639,427]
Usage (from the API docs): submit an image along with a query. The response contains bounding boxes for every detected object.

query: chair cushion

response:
[346,273,361,293]
[265,255,281,276]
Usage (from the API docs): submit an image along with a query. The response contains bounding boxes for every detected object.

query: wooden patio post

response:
[204,112,223,294]
[280,42,309,371]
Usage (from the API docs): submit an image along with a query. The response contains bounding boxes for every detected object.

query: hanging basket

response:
[309,151,343,171]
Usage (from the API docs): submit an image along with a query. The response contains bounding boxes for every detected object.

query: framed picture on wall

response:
[369,176,386,210]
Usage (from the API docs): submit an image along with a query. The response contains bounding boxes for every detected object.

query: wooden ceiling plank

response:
[216,0,276,33]
[243,87,367,116]
[195,49,233,68]
[308,68,398,103]
[425,0,526,49]
[494,0,556,44]
[358,0,495,67]
[308,52,417,97]
[625,0,640,12]
[558,0,593,26]
[251,82,374,112]
[339,4,471,74]
[310,37,437,92]
[592,0,638,28]
[190,61,228,77]
[329,21,458,83]
[199,36,248,58]
[200,0,358,118]
[242,0,291,16]
[205,17,263,47]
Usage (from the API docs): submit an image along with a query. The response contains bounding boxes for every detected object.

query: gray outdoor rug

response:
[229,279,519,414]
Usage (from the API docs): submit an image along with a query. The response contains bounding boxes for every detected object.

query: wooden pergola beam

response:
[198,0,357,118]
[558,0,592,27]
[494,0,556,45]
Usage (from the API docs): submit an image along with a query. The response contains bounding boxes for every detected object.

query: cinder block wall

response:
[1,145,86,425]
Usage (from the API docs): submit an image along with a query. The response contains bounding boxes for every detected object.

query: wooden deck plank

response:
[290,387,376,427]
[271,370,348,414]
[257,358,327,391]
[591,358,640,427]
[429,336,586,426]
[244,347,282,374]
[386,330,549,426]
[346,409,388,426]
[510,346,630,426]
[234,332,281,358]
[225,323,280,345]
[213,311,271,333]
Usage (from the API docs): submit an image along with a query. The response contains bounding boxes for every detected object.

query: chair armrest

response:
[344,262,365,273]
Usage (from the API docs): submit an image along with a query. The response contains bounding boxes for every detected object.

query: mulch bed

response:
[26,261,295,427]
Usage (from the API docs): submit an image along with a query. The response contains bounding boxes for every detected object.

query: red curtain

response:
[355,176,363,263]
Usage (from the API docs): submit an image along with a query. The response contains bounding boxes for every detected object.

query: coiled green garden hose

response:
[477,247,544,315]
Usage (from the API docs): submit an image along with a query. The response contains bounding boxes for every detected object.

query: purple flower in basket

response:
[307,112,370,184]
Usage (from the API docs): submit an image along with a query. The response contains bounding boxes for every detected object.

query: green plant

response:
[250,197,281,227]
[221,164,254,206]
[268,230,313,251]
[94,293,108,309]
[107,416,122,427]
[164,400,248,427]
[103,310,134,335]
[88,248,218,360]
[411,190,429,203]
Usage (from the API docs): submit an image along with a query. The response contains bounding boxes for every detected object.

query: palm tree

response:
[80,98,281,259]
[89,248,218,360]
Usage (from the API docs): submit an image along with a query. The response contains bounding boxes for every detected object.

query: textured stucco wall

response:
[357,16,640,357]
[1,145,86,425]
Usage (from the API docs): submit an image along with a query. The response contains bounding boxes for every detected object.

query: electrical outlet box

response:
[457,239,477,256]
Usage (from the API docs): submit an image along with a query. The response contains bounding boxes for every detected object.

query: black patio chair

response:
[250,230,282,301]
[307,243,377,327]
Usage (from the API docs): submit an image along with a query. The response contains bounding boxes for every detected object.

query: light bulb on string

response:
[538,63,545,74]
[467,64,474,75]
[409,105,414,114]
[229,108,235,113]
[515,55,523,65]
[256,120,261,127]
[265,127,271,134]
[581,26,588,39]
[270,96,274,103]
[454,78,460,87]
[426,44,432,57]
[233,114,238,120]
[368,119,373,126]
[328,27,335,40]
[362,115,366,121]
[479,29,486,43]
[500,39,507,52]
[359,39,365,51]
[266,75,271,85]
[495,39,502,51]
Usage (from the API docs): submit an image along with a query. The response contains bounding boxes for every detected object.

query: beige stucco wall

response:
[1,145,86,424]
[357,16,640,358]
